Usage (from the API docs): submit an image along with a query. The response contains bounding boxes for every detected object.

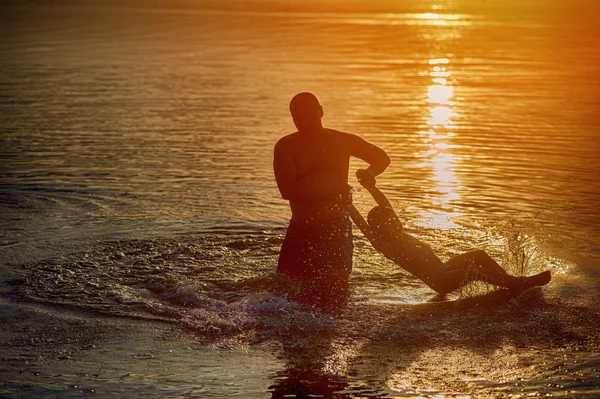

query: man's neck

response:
[299,126,326,137]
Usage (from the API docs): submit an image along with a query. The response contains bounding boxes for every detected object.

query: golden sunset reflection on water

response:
[1,0,600,397]
[416,57,462,229]
[418,12,464,26]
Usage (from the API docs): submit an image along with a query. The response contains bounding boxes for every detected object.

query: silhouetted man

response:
[273,92,390,302]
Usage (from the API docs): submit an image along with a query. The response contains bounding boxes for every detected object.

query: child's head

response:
[367,206,403,236]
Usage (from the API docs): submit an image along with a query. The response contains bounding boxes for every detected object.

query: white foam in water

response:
[172,287,338,340]
[180,308,243,335]
[161,283,229,310]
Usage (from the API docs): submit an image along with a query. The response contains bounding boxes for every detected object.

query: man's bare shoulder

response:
[326,128,362,148]
[326,128,353,137]
[326,128,360,142]
[274,132,300,150]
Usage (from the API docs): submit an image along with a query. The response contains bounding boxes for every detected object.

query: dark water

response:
[1,1,599,397]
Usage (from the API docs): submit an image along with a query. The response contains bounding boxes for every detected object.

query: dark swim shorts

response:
[277,217,353,287]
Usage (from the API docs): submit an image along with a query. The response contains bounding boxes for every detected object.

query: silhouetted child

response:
[349,169,551,296]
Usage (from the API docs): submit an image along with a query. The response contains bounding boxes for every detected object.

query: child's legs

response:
[434,269,470,294]
[436,250,520,294]
[436,267,523,294]
[445,250,508,275]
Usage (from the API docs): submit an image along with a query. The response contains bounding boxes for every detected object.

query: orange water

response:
[1,1,599,398]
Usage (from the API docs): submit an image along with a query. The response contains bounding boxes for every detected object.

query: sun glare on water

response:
[416,57,462,230]
[416,12,463,26]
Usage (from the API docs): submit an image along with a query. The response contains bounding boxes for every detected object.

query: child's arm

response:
[348,203,376,243]
[356,169,393,209]
[366,184,393,209]
[349,203,394,257]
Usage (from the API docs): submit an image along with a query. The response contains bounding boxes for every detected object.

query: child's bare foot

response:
[510,271,551,293]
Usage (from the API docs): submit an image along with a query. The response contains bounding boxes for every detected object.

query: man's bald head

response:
[289,92,320,116]
[289,92,323,133]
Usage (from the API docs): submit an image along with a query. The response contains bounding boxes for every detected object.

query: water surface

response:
[1,1,599,397]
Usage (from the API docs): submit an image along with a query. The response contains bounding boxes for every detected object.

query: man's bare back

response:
[273,92,389,303]
[274,128,380,223]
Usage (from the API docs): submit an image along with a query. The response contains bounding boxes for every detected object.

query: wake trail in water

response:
[3,229,592,345]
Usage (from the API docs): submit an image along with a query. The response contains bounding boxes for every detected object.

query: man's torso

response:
[285,129,352,224]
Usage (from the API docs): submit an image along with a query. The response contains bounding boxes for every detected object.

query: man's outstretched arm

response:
[348,134,390,177]
[273,139,350,202]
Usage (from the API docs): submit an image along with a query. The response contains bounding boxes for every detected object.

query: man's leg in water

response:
[278,217,352,306]
[305,217,353,305]
[436,250,550,294]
